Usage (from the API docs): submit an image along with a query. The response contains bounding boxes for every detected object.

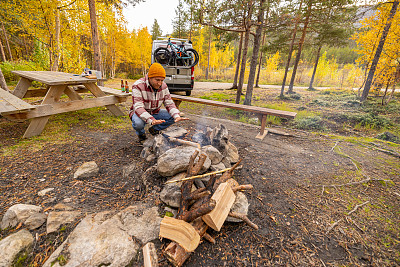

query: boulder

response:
[164,126,188,138]
[73,161,99,179]
[160,173,186,208]
[46,211,82,234]
[119,204,163,244]
[38,188,54,197]
[1,204,42,229]
[203,145,223,165]
[226,192,249,222]
[153,134,172,157]
[225,141,240,163]
[43,211,139,267]
[0,229,34,267]
[192,132,211,146]
[24,212,47,230]
[157,146,211,177]
[210,124,229,153]
[210,162,226,172]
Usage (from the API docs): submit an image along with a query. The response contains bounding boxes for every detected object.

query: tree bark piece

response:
[159,217,200,252]
[232,184,253,192]
[202,182,236,231]
[143,242,158,267]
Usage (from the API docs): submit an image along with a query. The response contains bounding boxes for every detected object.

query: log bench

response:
[170,93,297,140]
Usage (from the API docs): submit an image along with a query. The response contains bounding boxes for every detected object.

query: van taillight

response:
[191,67,194,80]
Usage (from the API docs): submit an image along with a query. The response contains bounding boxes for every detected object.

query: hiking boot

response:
[148,126,160,136]
[138,133,147,142]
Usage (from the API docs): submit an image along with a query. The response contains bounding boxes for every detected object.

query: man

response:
[129,63,189,141]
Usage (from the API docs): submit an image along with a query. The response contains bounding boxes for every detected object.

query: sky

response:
[123,0,179,35]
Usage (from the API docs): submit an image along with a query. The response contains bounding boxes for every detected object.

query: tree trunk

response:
[244,0,266,106]
[205,26,212,80]
[88,0,103,86]
[231,32,243,89]
[236,28,250,104]
[361,0,399,102]
[0,36,6,62]
[287,0,312,94]
[280,0,303,97]
[0,67,9,92]
[255,31,266,88]
[1,22,12,61]
[52,8,61,71]
[308,45,322,90]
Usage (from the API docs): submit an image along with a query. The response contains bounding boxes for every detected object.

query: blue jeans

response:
[131,109,175,136]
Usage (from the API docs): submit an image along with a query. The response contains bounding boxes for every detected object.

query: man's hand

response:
[151,119,165,125]
[175,117,189,123]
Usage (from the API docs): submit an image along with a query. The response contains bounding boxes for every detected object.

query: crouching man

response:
[129,63,189,141]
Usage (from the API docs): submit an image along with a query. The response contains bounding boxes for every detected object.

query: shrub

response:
[295,116,326,131]
[348,113,392,130]
[0,61,44,83]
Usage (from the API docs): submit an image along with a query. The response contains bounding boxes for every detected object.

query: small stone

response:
[1,204,42,229]
[38,188,54,197]
[24,213,47,230]
[225,141,239,163]
[38,179,46,182]
[203,145,223,165]
[74,161,99,179]
[53,203,74,211]
[46,211,82,234]
[146,154,157,162]
[63,198,72,203]
[122,162,137,178]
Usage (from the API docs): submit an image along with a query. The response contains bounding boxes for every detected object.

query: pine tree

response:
[151,19,163,40]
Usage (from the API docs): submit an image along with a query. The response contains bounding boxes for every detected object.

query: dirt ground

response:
[1,82,399,266]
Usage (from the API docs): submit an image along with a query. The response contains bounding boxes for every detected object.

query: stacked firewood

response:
[159,150,257,267]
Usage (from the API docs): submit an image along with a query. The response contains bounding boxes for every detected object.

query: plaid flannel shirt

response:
[129,75,180,124]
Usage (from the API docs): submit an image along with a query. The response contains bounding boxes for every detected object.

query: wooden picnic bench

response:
[170,94,297,140]
[0,71,129,138]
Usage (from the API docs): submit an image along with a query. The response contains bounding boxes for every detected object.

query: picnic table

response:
[0,71,128,138]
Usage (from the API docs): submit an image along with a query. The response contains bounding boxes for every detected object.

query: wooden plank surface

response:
[98,86,131,97]
[11,71,98,86]
[0,88,35,114]
[171,94,297,119]
[4,95,125,119]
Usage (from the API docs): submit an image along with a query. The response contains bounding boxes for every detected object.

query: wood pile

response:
[159,150,257,266]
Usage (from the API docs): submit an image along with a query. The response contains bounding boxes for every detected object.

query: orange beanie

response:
[148,63,166,78]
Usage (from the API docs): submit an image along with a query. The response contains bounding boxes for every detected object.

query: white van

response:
[151,37,195,96]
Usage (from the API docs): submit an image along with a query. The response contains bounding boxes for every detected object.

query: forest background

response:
[0,0,399,105]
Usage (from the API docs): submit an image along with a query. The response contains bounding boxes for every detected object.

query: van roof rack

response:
[156,36,189,42]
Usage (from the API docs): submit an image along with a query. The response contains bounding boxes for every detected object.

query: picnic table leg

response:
[64,86,83,100]
[23,85,66,138]
[255,115,268,140]
[13,77,32,99]
[84,83,125,116]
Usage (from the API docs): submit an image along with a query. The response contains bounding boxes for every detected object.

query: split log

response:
[164,218,208,267]
[202,182,236,231]
[143,242,158,267]
[159,217,200,252]
[179,199,216,222]
[213,159,242,190]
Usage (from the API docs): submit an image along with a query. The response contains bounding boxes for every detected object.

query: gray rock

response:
[63,198,72,203]
[24,213,47,230]
[141,165,159,188]
[38,188,54,197]
[203,145,223,165]
[222,157,231,169]
[210,124,229,153]
[192,132,211,146]
[46,211,82,234]
[225,141,240,163]
[160,175,185,208]
[43,211,139,267]
[73,161,99,179]
[164,126,188,138]
[157,146,211,177]
[226,192,249,222]
[119,205,163,244]
[1,204,42,229]
[122,162,137,178]
[53,203,74,211]
[210,162,226,171]
[140,146,153,159]
[153,134,172,157]
[146,154,157,162]
[0,230,34,267]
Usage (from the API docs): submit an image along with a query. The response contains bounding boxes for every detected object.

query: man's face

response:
[149,77,165,89]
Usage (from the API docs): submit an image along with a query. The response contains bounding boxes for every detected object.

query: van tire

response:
[185,90,192,96]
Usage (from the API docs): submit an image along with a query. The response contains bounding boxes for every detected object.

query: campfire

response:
[141,124,257,267]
